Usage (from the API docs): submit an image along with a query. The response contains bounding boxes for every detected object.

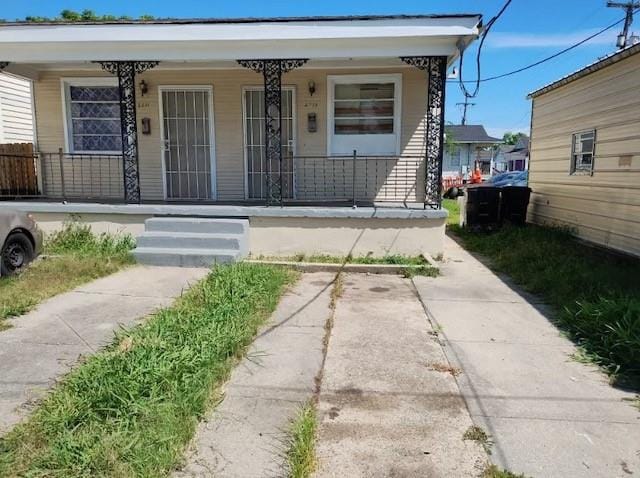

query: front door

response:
[243,87,295,199]
[160,87,215,200]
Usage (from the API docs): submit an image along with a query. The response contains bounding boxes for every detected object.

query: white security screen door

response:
[244,88,295,199]
[161,88,215,200]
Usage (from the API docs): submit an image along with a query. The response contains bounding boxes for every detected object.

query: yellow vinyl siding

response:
[529,51,640,257]
[33,66,429,202]
[0,73,34,144]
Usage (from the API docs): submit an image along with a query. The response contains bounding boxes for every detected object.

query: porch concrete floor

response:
[412,236,640,478]
[0,265,207,434]
[1,201,446,219]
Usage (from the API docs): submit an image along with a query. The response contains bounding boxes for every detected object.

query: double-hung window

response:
[571,130,595,174]
[327,74,402,156]
[63,79,122,153]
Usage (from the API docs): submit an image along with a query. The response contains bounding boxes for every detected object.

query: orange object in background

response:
[470,167,483,184]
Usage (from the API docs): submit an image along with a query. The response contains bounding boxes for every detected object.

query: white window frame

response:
[570,129,596,175]
[327,73,402,156]
[60,77,121,154]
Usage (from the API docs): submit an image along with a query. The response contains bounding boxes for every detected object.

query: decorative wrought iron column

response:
[237,59,307,206]
[97,61,159,203]
[400,56,447,209]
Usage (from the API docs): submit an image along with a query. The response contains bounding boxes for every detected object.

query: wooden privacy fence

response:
[0,143,39,196]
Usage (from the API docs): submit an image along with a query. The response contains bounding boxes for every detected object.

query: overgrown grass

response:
[286,403,318,478]
[0,263,295,477]
[0,222,134,327]
[442,198,460,226]
[452,224,640,384]
[45,221,135,257]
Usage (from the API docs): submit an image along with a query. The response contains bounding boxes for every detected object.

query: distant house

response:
[0,72,34,144]
[495,135,529,172]
[443,125,501,180]
[528,43,640,257]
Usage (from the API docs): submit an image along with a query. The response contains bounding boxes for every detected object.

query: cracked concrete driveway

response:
[0,265,207,434]
[413,236,640,478]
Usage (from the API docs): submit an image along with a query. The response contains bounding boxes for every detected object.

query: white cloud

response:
[485,29,618,48]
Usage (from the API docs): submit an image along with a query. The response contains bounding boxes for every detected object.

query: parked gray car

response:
[0,210,43,276]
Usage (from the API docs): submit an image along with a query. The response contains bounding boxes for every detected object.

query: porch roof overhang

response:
[0,14,481,71]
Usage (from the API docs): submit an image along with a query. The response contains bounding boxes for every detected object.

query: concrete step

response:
[136,231,245,251]
[133,247,241,268]
[145,217,248,235]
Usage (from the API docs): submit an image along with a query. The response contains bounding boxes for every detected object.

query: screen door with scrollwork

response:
[160,87,215,200]
[243,87,295,199]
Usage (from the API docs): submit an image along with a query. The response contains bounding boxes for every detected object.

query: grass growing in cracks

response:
[0,263,294,477]
[0,222,134,325]
[452,223,640,386]
[286,271,343,478]
[482,464,528,478]
[286,403,318,478]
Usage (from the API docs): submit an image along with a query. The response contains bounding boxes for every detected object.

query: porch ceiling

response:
[0,15,481,67]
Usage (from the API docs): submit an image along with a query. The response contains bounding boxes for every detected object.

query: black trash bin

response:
[500,186,532,225]
[464,186,501,229]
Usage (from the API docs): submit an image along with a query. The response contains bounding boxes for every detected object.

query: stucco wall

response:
[27,211,445,257]
[32,65,429,203]
[528,51,640,257]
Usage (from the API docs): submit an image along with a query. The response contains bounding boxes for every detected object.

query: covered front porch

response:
[0,14,482,209]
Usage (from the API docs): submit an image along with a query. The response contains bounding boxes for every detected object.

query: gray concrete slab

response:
[175,272,334,478]
[0,265,207,434]
[413,236,640,478]
[314,273,486,478]
[3,201,447,219]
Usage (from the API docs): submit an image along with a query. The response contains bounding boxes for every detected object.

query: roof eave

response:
[0,15,482,64]
[528,42,640,99]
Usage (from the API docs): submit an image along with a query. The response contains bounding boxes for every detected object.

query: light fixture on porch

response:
[139,79,148,96]
[308,80,316,96]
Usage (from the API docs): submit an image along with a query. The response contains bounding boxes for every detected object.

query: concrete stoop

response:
[133,217,249,267]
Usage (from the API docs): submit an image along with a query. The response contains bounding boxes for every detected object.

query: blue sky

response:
[4,1,633,138]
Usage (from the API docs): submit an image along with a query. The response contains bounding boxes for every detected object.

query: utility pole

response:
[607,1,640,49]
[456,98,476,125]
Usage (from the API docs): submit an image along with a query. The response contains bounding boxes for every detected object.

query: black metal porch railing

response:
[2,150,425,206]
[39,151,125,201]
[290,153,425,206]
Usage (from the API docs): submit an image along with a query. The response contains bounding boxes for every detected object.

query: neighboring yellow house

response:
[528,43,640,258]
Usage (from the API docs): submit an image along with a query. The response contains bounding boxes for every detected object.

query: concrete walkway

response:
[0,265,207,434]
[175,272,334,478]
[315,273,486,477]
[413,236,640,478]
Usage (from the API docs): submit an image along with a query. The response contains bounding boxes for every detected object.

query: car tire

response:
[1,232,35,276]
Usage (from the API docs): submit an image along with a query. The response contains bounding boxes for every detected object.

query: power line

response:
[458,0,513,98]
[452,8,639,85]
